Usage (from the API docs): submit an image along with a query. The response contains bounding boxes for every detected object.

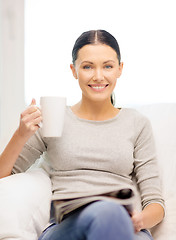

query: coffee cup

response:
[40,96,66,137]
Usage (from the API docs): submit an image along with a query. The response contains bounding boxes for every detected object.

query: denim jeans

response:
[39,200,153,240]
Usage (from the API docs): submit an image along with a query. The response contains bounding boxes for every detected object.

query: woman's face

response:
[70,44,123,104]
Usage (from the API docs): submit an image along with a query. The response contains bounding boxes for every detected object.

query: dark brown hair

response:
[72,30,121,66]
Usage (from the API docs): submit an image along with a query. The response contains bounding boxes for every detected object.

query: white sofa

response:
[0,103,176,240]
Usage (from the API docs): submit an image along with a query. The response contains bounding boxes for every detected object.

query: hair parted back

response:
[72,30,121,65]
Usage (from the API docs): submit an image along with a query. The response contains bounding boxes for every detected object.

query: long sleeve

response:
[133,116,164,209]
[12,129,47,173]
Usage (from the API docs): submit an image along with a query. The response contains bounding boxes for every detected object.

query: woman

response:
[0,30,164,240]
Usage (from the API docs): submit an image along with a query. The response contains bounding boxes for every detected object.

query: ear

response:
[117,62,124,78]
[70,64,78,79]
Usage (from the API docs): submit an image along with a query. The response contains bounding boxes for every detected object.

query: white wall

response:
[0,0,25,152]
[25,0,176,107]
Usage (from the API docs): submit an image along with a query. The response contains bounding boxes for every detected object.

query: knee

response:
[78,200,132,228]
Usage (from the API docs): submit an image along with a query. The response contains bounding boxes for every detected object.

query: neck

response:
[71,97,119,121]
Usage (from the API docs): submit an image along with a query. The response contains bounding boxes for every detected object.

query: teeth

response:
[91,86,105,89]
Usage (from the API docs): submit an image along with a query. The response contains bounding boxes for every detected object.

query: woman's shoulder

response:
[121,107,153,132]
[122,107,150,122]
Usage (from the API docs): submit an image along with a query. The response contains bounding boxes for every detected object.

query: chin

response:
[89,96,111,103]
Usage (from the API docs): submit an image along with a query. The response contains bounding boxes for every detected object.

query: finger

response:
[131,210,137,217]
[21,109,42,124]
[21,105,40,117]
[30,98,36,106]
[23,98,37,115]
[133,220,143,232]
[136,225,142,233]
[33,116,43,127]
[25,122,40,133]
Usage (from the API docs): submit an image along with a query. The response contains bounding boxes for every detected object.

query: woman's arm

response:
[0,99,42,178]
[133,113,165,231]
[132,203,165,232]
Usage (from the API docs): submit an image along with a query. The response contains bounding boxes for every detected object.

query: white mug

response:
[40,96,66,137]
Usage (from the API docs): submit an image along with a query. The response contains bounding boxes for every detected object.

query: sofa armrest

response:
[0,169,52,240]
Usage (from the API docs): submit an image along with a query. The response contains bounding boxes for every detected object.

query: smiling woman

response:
[37,31,164,239]
[70,30,123,120]
[70,45,123,106]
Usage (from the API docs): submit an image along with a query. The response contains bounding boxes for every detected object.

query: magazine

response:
[52,188,136,223]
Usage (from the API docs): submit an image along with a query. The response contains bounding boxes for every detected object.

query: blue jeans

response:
[39,200,153,240]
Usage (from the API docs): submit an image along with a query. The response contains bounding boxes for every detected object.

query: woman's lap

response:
[39,201,153,240]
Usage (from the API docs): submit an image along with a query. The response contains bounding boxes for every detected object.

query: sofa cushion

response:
[0,168,52,240]
[136,103,176,239]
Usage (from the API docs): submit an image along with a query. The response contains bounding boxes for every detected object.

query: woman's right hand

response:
[0,99,42,178]
[16,99,42,141]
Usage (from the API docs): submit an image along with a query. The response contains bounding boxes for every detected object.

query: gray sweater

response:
[13,107,164,209]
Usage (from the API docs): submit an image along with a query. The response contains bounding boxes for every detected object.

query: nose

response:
[93,68,104,82]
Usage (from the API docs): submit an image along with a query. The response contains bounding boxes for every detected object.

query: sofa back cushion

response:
[136,103,176,240]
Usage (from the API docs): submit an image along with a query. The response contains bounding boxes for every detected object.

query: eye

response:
[105,65,113,69]
[83,65,91,69]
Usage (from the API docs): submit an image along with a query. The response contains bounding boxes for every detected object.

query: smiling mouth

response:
[88,84,109,91]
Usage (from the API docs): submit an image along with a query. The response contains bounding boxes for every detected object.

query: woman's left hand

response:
[131,210,144,233]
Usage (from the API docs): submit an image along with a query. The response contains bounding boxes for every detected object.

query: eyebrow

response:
[81,60,115,64]
[81,61,93,64]
[103,60,115,64]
